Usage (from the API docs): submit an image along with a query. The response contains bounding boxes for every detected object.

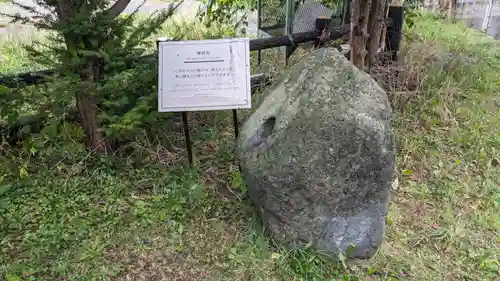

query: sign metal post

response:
[157,38,251,166]
[257,0,262,66]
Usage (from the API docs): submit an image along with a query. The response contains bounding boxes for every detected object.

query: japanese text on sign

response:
[158,38,251,112]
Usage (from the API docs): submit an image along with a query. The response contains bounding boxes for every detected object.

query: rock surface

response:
[236,47,396,260]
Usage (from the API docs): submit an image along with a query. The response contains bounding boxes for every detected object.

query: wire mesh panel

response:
[293,0,335,33]
[259,0,288,35]
[259,0,346,36]
[292,0,336,49]
[431,0,500,38]
[256,0,347,65]
[312,0,346,26]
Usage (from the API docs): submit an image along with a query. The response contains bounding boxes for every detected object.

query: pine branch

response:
[123,4,179,50]
[10,1,49,18]
[2,1,56,28]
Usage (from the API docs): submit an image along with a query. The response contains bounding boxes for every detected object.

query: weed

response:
[365,13,500,281]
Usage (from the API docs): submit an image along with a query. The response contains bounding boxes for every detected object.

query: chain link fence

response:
[421,0,500,38]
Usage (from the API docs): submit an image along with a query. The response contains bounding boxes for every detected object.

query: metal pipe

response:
[481,0,493,32]
[0,24,357,87]
[181,112,193,166]
[284,0,295,65]
[257,0,262,65]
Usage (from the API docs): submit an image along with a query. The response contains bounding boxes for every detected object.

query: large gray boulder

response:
[236,47,395,260]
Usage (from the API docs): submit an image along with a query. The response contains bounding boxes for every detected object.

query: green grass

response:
[0,34,45,74]
[1,12,499,281]
[363,13,500,280]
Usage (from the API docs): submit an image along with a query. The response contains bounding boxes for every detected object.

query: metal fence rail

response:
[0,24,347,87]
[0,1,404,166]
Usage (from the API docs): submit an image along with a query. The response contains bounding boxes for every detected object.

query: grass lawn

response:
[1,12,499,281]
[365,13,499,280]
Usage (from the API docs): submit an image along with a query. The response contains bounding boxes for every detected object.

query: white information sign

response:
[158,38,251,112]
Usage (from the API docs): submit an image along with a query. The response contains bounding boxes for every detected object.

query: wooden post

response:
[448,0,457,21]
[350,0,373,69]
[367,0,388,70]
[380,1,391,52]
[385,2,404,61]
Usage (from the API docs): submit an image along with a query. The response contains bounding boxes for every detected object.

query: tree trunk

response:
[344,0,351,25]
[379,1,390,51]
[350,0,372,69]
[51,0,132,152]
[343,0,352,60]
[76,92,107,152]
[366,0,387,70]
[77,61,107,152]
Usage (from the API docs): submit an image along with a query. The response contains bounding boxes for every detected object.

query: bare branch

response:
[129,0,148,16]
[105,0,133,19]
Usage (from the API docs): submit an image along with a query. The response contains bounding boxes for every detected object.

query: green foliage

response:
[1,0,177,149]
[319,0,343,8]
[0,2,247,148]
[404,7,444,29]
[0,15,248,277]
[98,62,161,140]
[405,0,426,7]
[275,249,360,281]
[0,141,206,278]
[368,12,500,281]
[197,0,256,30]
[231,170,247,195]
[8,1,174,74]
